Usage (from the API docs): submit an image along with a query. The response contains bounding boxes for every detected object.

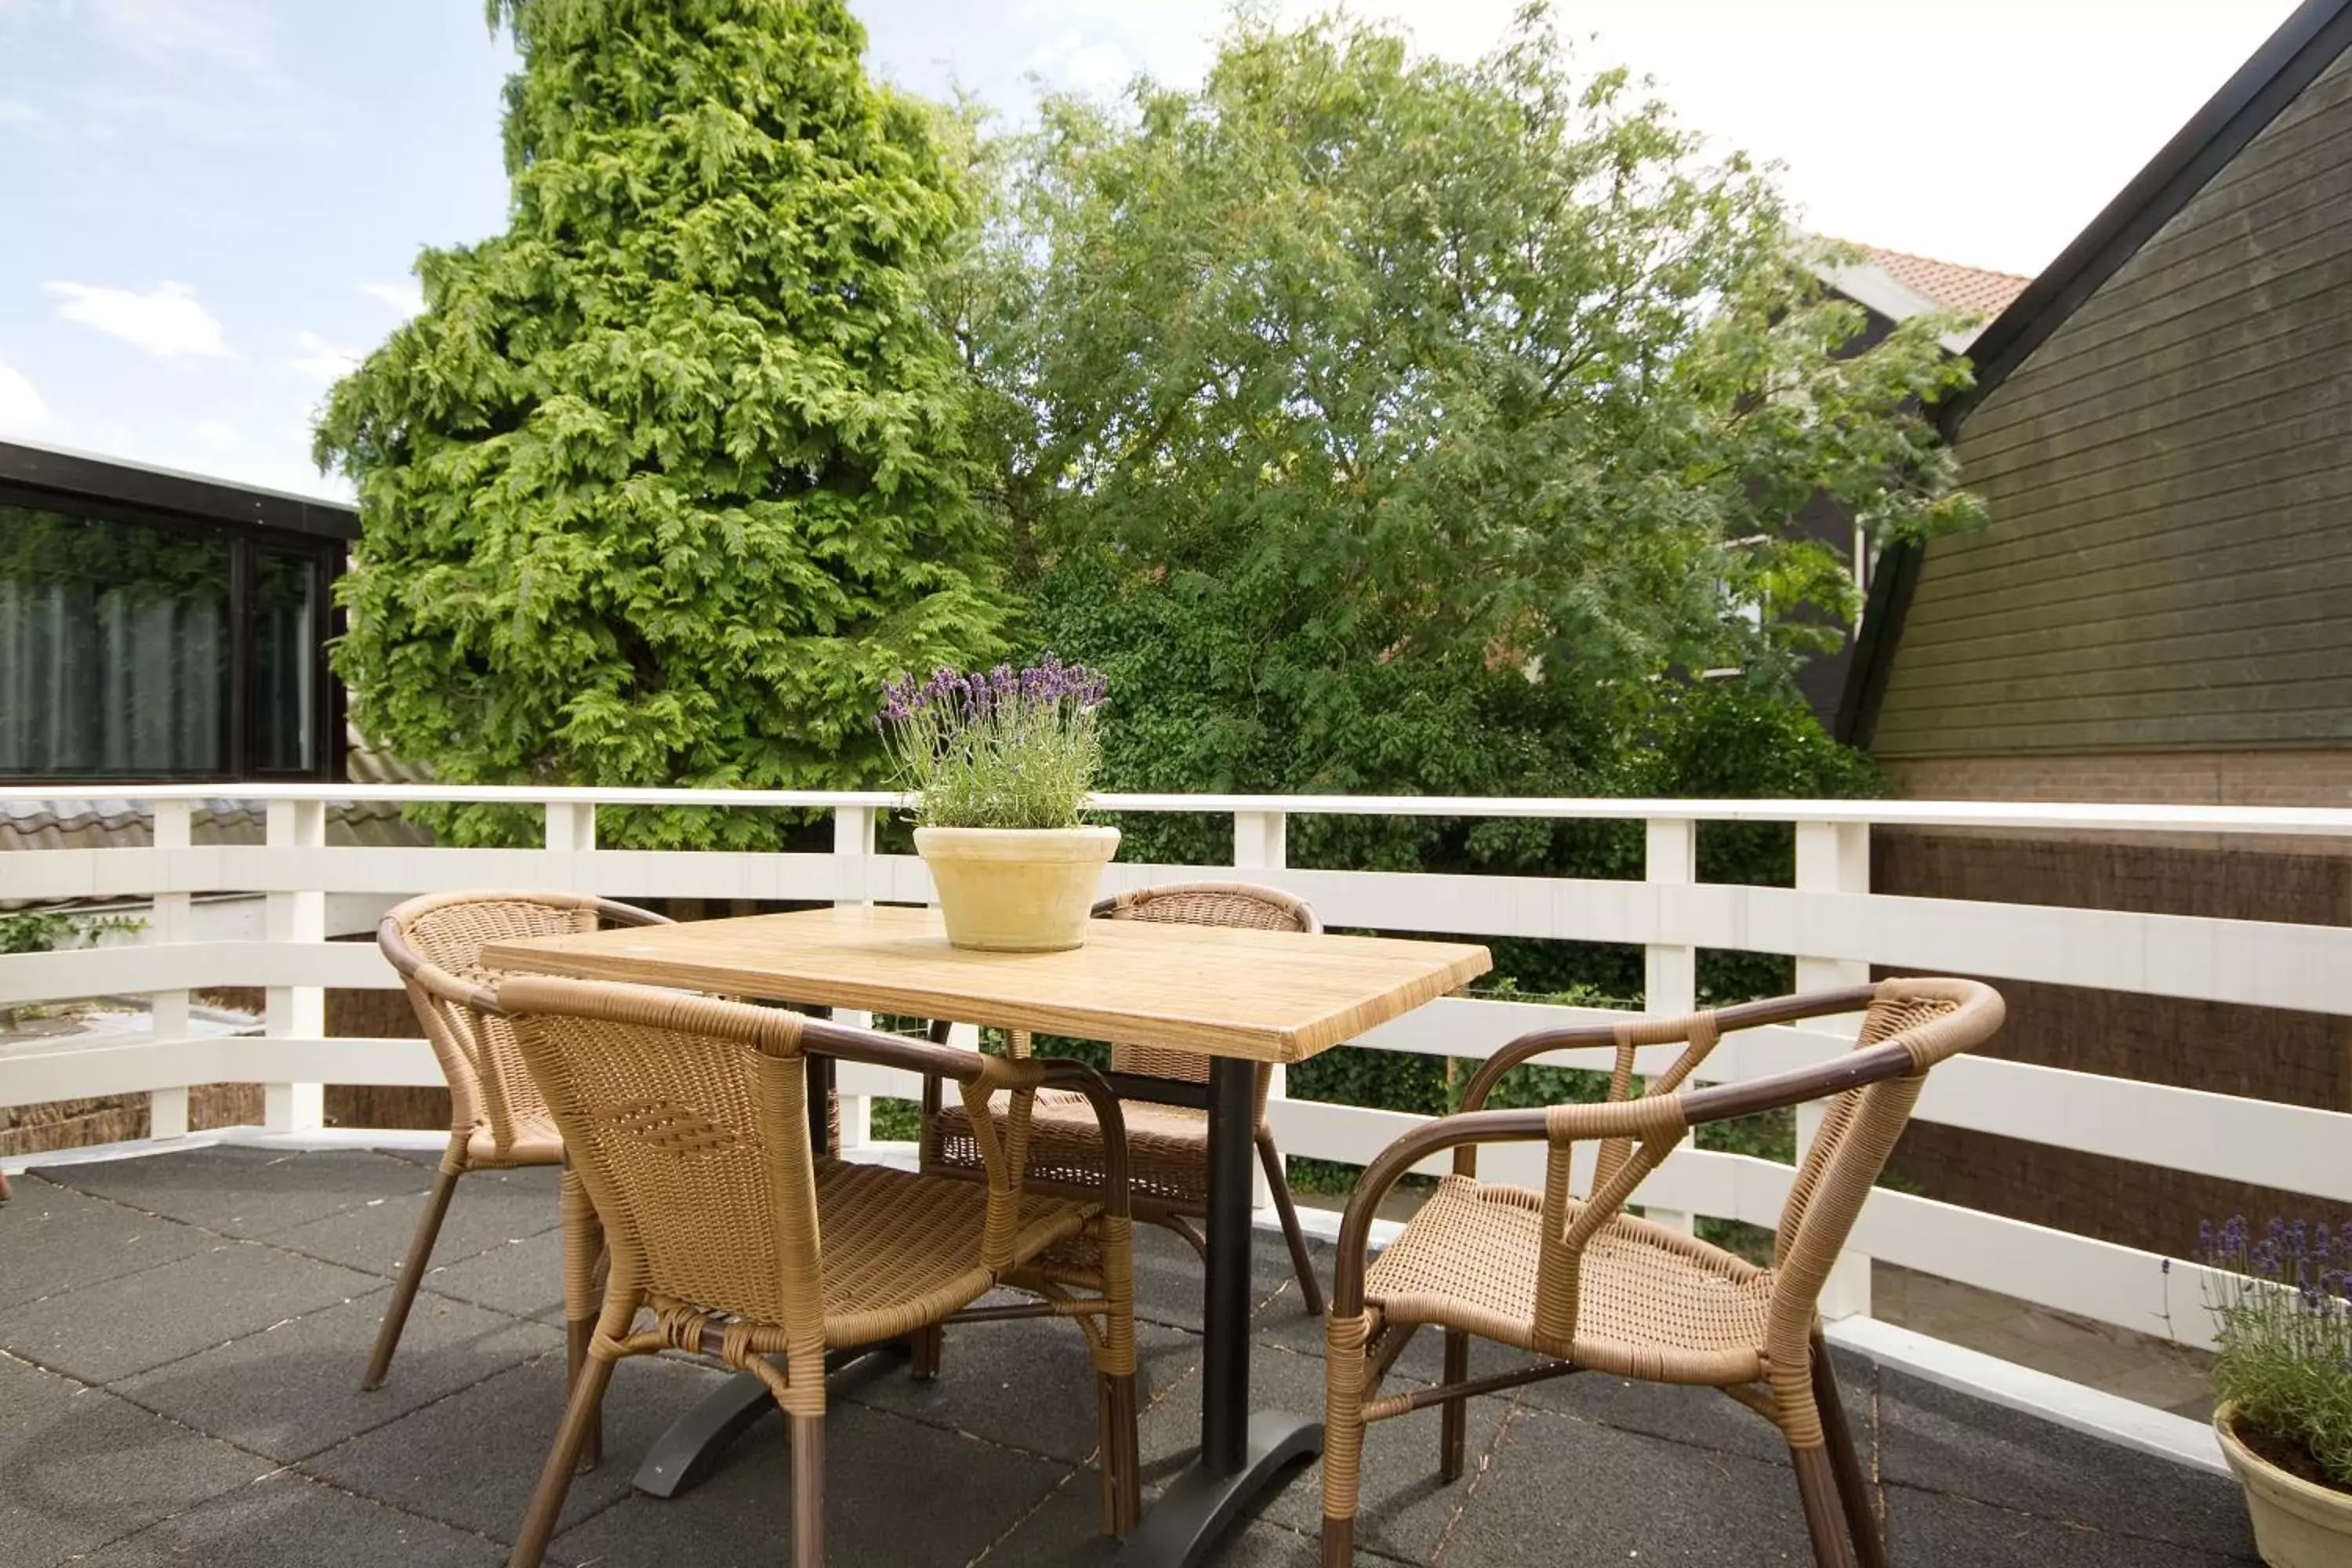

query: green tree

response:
[316,0,1005,848]
[956,6,1976,880]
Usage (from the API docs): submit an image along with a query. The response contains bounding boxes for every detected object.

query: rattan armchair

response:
[919,882,1330,1372]
[494,976,1141,1568]
[365,891,671,1396]
[1317,977,2005,1568]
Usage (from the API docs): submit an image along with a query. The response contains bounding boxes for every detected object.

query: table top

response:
[484,903,1491,1065]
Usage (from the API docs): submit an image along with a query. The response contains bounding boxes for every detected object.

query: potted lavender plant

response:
[878,658,1117,952]
[2201,1218,2352,1566]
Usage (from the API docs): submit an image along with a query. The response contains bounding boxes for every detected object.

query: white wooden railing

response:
[6,783,2352,1359]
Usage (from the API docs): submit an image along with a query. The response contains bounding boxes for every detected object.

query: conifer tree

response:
[318,0,1002,845]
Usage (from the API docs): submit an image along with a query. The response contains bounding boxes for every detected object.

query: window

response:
[250,550,321,773]
[0,499,341,781]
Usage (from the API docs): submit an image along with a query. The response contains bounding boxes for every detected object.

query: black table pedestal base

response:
[1112,1410,1322,1567]
[632,1343,907,1498]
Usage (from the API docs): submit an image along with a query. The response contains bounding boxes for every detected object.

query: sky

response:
[0,0,2307,502]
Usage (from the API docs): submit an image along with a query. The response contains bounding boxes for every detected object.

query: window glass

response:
[0,504,231,775]
[250,550,317,771]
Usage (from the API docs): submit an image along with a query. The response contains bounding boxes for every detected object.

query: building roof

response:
[1858,246,2032,321]
[1835,0,2352,747]
[0,439,358,543]
[1806,240,2031,352]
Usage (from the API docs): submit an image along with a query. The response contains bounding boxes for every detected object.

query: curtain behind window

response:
[0,506,230,775]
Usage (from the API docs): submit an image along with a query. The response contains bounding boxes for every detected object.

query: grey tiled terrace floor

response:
[1,1145,2259,1567]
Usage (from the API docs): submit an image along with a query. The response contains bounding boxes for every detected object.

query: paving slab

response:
[1,1239,380,1384]
[1438,1403,1817,1567]
[845,1308,1200,1465]
[114,1287,560,1462]
[0,1176,214,1311]
[1877,1367,2255,1559]
[0,1146,2256,1568]
[33,1145,430,1239]
[82,1471,506,1567]
[303,1349,733,1541]
[261,1167,565,1279]
[0,1352,272,1567]
[546,1399,1071,1568]
[1882,1483,2258,1568]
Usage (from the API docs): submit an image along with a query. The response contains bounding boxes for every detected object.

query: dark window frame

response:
[0,477,350,785]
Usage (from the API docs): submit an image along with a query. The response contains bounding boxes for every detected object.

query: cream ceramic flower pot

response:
[914,825,1120,953]
[2217,1403,2352,1568]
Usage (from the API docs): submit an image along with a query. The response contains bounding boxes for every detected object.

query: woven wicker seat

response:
[365,890,671,1399]
[494,977,1139,1568]
[919,881,1329,1363]
[1363,1174,1775,1383]
[1318,977,2005,1568]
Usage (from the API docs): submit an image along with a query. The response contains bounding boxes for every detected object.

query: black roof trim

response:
[1835,0,2352,750]
[0,439,358,543]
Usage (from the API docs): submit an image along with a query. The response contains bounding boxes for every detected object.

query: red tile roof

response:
[1859,245,2032,321]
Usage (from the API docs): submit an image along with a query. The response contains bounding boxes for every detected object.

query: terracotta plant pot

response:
[2216,1402,2352,1567]
[914,825,1120,953]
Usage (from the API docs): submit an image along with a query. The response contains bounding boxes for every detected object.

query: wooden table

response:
[487,903,1490,1567]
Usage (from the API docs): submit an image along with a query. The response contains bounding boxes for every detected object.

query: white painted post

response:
[1795,818,1873,1319]
[831,804,877,1149]
[545,799,597,861]
[1643,816,1697,1234]
[263,798,327,1133]
[1234,810,1287,1207]
[147,799,193,1140]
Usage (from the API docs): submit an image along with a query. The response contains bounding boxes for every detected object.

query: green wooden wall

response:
[1873,45,2352,759]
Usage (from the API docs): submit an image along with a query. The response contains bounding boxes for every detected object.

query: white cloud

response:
[88,0,272,72]
[1025,31,1137,97]
[191,419,239,450]
[358,280,426,319]
[0,350,53,437]
[46,281,228,358]
[285,330,360,383]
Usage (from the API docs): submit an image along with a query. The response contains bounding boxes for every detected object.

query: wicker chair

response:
[1317,977,2005,1568]
[494,975,1141,1568]
[919,882,1329,1366]
[365,891,672,1398]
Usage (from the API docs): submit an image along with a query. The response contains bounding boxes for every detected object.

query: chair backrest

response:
[1761,979,1999,1351]
[495,976,825,1356]
[1092,883,1319,1097]
[1532,977,2001,1381]
[377,890,670,1156]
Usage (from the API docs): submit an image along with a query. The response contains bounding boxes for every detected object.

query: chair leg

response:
[362,1163,461,1391]
[507,1349,615,1567]
[1789,1441,1860,1568]
[790,1411,826,1568]
[1811,1334,1887,1568]
[1322,1311,1372,1568]
[1257,1130,1326,1316]
[559,1167,605,1470]
[1163,1214,1209,1259]
[1098,1371,1142,1536]
[910,1323,944,1382]
[1437,1330,1470,1483]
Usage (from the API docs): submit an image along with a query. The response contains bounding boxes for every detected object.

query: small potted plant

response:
[879,657,1118,952]
[2201,1217,2352,1567]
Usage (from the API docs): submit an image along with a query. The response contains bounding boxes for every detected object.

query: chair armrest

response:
[1036,1058,1131,1220]
[1457,984,1878,1113]
[590,897,673,928]
[800,1015,1047,1091]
